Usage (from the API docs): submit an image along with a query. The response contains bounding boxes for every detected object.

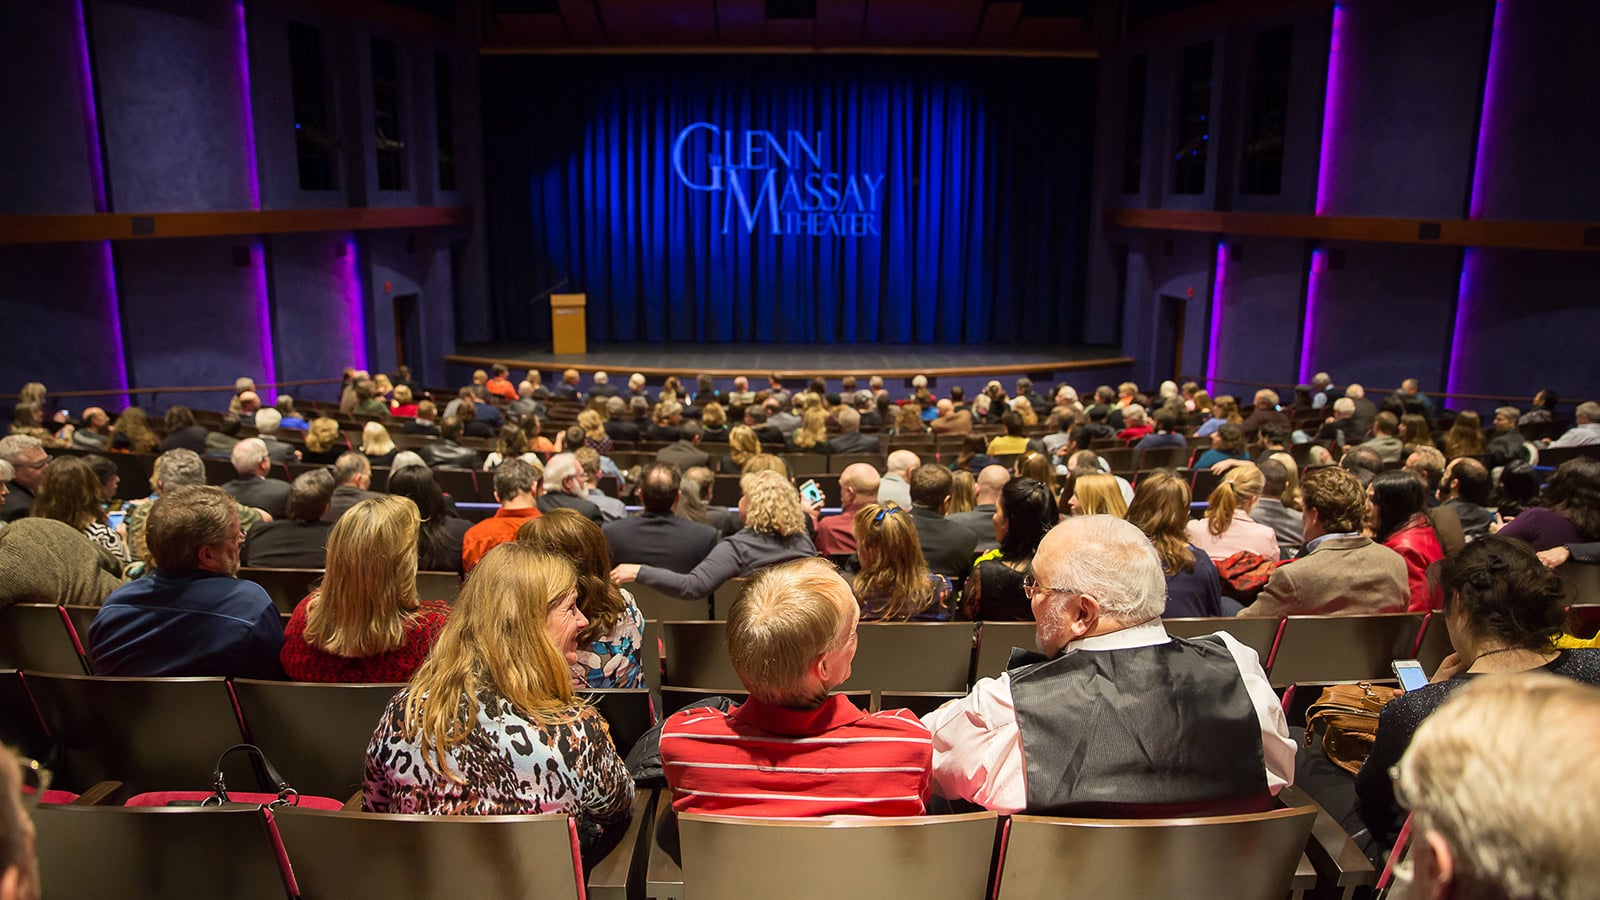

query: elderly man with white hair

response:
[221,438,290,519]
[536,452,603,525]
[590,370,619,399]
[924,515,1293,815]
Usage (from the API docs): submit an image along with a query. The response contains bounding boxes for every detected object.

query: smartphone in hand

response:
[1392,659,1428,692]
[798,479,825,507]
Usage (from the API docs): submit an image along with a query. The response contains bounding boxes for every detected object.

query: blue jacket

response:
[89,570,285,678]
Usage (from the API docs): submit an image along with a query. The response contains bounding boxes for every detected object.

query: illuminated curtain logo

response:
[671,122,885,237]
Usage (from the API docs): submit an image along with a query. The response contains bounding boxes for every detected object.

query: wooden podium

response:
[550,293,588,355]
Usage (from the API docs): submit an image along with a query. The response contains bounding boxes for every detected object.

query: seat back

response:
[680,811,998,900]
[238,567,323,614]
[580,688,655,759]
[1137,446,1189,470]
[272,807,583,900]
[660,622,739,690]
[231,679,402,800]
[996,806,1317,900]
[0,669,49,761]
[877,691,965,717]
[974,622,1039,682]
[710,578,749,620]
[0,603,88,674]
[836,622,977,700]
[414,571,461,602]
[628,581,710,621]
[1162,616,1284,664]
[24,672,248,793]
[1561,563,1600,606]
[33,804,290,900]
[1268,613,1425,689]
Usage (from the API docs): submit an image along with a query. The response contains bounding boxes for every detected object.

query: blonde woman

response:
[720,423,761,474]
[947,470,977,515]
[1067,472,1128,518]
[577,409,613,455]
[301,417,346,464]
[363,544,632,861]
[786,407,832,454]
[852,503,952,621]
[359,420,397,467]
[612,469,815,599]
[1186,462,1280,562]
[281,495,450,682]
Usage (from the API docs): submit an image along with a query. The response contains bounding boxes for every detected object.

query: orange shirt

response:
[461,506,542,572]
[485,377,519,403]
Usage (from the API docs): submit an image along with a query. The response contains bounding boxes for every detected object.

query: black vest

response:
[1009,635,1268,816]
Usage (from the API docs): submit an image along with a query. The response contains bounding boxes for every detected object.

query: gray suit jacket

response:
[947,504,999,552]
[1249,498,1303,558]
[1239,535,1409,618]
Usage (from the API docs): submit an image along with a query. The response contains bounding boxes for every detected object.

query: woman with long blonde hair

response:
[517,509,644,689]
[721,424,761,473]
[578,409,613,455]
[852,503,952,621]
[1067,473,1128,518]
[787,407,832,453]
[359,421,397,467]
[1186,462,1280,562]
[612,469,814,599]
[111,407,159,454]
[280,495,450,682]
[363,544,632,861]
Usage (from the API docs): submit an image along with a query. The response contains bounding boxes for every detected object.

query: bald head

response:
[238,391,261,413]
[975,465,1011,503]
[886,450,921,478]
[839,463,881,509]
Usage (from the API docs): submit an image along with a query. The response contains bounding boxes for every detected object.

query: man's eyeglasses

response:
[1021,575,1081,601]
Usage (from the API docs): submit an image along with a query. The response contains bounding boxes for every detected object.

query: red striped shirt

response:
[659,694,932,817]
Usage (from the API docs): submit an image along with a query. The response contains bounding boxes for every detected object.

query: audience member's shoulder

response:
[865,706,934,737]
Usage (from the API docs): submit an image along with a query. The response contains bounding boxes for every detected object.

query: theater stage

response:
[446,343,1133,382]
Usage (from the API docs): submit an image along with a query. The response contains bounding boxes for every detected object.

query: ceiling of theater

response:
[477,0,1099,54]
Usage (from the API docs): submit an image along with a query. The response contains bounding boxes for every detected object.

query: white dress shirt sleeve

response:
[1210,630,1296,794]
[922,674,1026,814]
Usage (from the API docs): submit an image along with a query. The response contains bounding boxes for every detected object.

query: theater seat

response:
[0,603,89,674]
[676,810,999,900]
[231,679,404,800]
[33,804,292,900]
[994,805,1316,900]
[272,806,587,900]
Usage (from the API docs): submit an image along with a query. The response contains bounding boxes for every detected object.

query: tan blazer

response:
[1239,535,1410,618]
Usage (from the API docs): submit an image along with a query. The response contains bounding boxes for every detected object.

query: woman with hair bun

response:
[1354,536,1600,850]
[1186,463,1280,563]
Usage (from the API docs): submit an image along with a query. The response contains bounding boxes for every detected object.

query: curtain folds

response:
[483,56,1096,346]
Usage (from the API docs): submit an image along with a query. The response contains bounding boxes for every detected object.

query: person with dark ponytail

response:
[1353,536,1600,850]
[1368,470,1445,611]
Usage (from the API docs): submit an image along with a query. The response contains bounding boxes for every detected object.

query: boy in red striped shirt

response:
[658,558,932,817]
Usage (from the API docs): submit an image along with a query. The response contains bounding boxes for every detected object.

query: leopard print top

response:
[363,686,633,851]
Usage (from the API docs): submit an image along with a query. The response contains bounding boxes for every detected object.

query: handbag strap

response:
[206,743,298,808]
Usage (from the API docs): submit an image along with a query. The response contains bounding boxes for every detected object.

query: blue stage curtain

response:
[483,56,1097,346]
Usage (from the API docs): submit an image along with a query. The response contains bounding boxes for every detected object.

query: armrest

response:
[341,791,363,812]
[589,788,657,900]
[645,792,684,900]
[1289,853,1317,900]
[71,780,125,805]
[1281,785,1377,890]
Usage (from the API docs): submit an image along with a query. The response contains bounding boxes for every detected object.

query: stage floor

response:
[448,342,1132,380]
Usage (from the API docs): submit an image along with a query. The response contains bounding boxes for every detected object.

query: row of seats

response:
[32,783,1347,900]
[0,668,650,799]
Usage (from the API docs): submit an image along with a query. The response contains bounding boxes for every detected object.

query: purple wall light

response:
[249,241,278,403]
[1298,248,1327,385]
[1206,242,1228,395]
[341,236,370,372]
[1313,5,1348,216]
[235,1,261,210]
